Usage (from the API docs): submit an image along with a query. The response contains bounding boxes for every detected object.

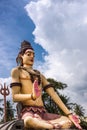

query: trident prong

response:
[0,83,10,96]
[0,82,10,122]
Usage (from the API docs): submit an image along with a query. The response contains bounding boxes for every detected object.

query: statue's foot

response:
[49,119,72,129]
[32,80,41,100]
[61,120,72,129]
[52,123,62,129]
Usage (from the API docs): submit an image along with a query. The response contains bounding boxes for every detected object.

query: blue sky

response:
[0,0,45,78]
[0,0,87,116]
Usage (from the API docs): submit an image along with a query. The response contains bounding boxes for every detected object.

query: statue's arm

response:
[41,74,70,114]
[11,67,32,102]
[46,87,82,129]
[45,87,70,115]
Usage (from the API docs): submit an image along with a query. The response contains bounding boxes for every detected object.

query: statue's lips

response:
[29,59,34,62]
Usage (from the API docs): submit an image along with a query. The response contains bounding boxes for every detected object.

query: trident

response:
[0,83,10,122]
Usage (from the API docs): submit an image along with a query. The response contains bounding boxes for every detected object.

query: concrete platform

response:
[0,120,85,130]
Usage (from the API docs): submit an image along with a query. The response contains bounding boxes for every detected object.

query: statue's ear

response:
[16,54,23,66]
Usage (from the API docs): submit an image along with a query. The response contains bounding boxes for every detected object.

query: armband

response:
[66,113,73,116]
[43,84,54,91]
[10,82,22,88]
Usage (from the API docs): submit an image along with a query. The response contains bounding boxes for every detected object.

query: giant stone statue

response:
[10,40,82,130]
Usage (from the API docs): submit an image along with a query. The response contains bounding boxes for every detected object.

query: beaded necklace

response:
[18,66,41,85]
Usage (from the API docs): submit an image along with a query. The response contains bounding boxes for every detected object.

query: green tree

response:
[80,120,87,129]
[42,78,86,129]
[73,103,85,117]
[47,78,67,90]
[0,99,3,116]
[6,100,15,121]
[42,78,71,114]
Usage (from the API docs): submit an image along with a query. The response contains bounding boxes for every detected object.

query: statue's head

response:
[20,40,34,54]
[16,40,35,66]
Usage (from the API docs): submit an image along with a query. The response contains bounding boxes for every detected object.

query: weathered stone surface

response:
[0,120,85,130]
[0,119,24,130]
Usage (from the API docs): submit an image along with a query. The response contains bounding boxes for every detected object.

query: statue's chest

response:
[19,68,42,91]
[19,69,41,82]
[19,70,31,80]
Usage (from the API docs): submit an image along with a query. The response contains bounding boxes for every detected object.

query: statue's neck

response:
[23,64,33,69]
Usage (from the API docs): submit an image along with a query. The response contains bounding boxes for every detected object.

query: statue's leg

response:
[23,115,53,129]
[49,116,73,129]
[22,110,72,129]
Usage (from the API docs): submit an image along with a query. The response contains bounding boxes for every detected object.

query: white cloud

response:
[0,27,18,77]
[25,0,87,115]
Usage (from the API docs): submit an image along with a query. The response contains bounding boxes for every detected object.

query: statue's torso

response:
[18,67,44,106]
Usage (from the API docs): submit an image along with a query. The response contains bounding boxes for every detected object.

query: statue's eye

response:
[25,52,35,57]
[27,53,30,56]
[25,52,31,56]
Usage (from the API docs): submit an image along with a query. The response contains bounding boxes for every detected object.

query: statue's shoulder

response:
[11,66,20,77]
[11,66,19,72]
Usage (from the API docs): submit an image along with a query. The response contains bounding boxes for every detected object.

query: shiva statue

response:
[10,40,82,130]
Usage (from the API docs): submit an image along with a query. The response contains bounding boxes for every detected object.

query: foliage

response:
[73,104,85,117]
[6,100,15,121]
[42,91,60,114]
[42,78,71,115]
[47,78,67,90]
[42,78,86,129]
[71,104,87,129]
[0,99,3,116]
[0,100,16,122]
[80,119,87,129]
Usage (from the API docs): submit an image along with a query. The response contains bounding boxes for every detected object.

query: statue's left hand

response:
[68,114,82,130]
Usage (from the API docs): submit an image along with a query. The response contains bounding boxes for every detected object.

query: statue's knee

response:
[24,116,33,127]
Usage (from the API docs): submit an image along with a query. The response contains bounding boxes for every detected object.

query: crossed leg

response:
[23,116,53,129]
[22,113,72,129]
[49,116,72,129]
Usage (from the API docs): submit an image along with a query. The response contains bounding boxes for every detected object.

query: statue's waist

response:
[22,99,44,106]
[22,105,45,111]
[20,105,46,118]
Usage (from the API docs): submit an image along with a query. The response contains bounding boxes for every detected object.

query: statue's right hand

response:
[32,80,41,100]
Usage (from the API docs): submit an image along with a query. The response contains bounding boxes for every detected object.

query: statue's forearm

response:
[12,93,31,102]
[46,88,70,115]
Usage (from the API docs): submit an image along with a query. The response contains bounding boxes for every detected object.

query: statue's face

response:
[22,49,35,66]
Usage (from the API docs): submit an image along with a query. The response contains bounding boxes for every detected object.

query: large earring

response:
[16,54,23,66]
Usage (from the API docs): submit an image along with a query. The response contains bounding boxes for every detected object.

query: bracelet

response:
[66,113,73,116]
[31,94,36,101]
